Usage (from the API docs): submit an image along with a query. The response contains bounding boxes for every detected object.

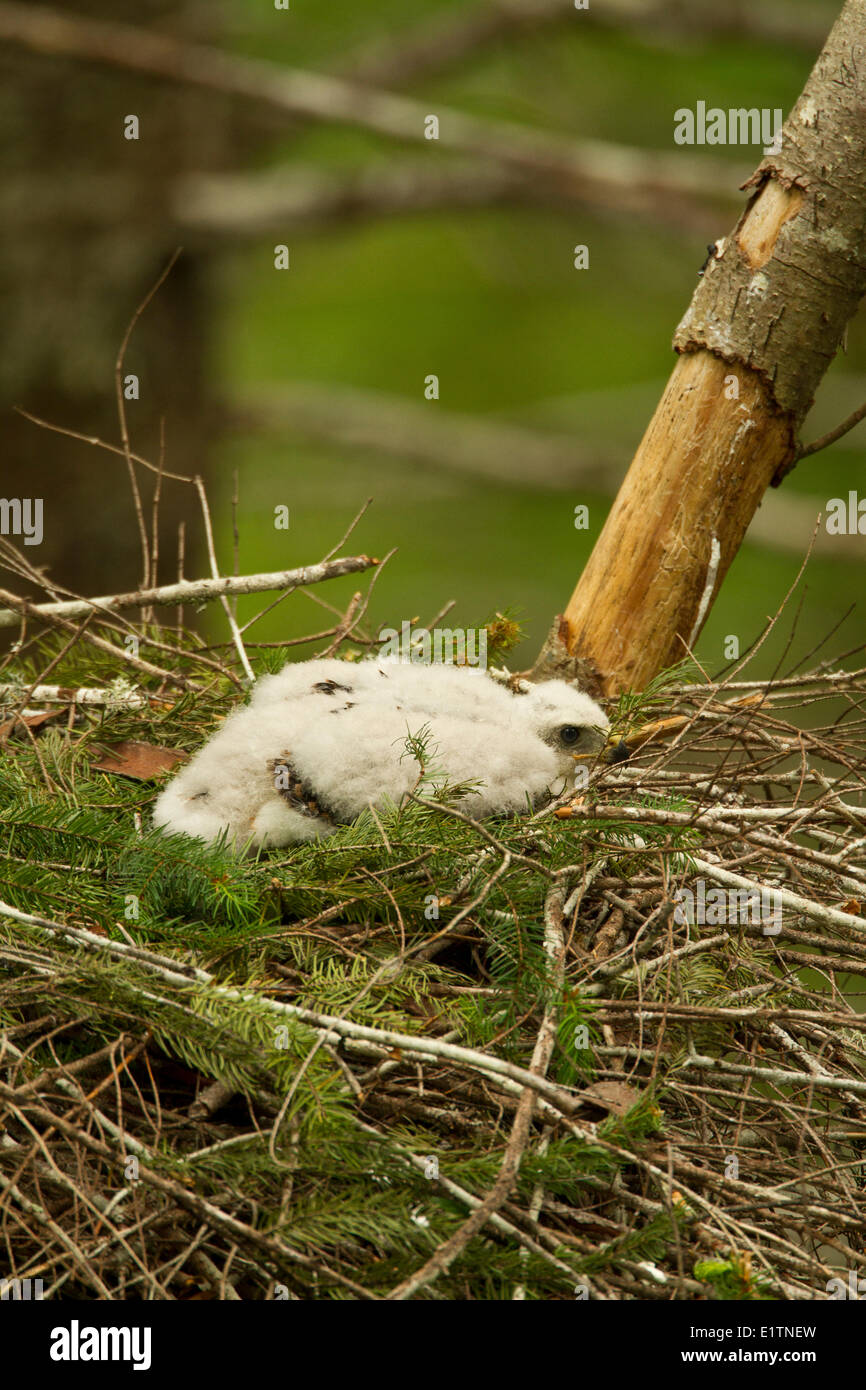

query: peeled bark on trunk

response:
[533,0,866,696]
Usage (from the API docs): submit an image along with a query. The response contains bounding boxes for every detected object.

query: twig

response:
[795,398,866,462]
[690,855,866,936]
[147,416,166,614]
[0,613,96,745]
[0,588,196,690]
[114,250,182,589]
[317,591,362,658]
[0,901,587,1121]
[194,475,255,684]
[177,521,186,634]
[386,883,576,1299]
[14,407,193,484]
[0,556,378,629]
[230,469,240,619]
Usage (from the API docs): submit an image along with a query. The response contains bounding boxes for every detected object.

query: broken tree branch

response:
[0,557,378,630]
[535,0,866,694]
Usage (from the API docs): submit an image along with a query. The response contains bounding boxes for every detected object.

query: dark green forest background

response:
[5,0,864,679]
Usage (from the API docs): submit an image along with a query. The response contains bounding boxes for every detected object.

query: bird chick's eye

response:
[559,725,583,746]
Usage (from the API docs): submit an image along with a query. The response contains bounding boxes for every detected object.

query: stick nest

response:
[2,613,865,1301]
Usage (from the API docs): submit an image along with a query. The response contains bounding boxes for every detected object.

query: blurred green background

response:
[208,0,865,679]
[4,0,863,684]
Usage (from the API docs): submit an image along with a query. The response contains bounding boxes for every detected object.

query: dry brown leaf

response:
[92,740,187,781]
[0,709,65,740]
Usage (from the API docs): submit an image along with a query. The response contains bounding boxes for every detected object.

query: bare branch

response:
[0,556,378,630]
[177,152,735,241]
[0,588,196,689]
[338,0,827,90]
[0,683,150,709]
[385,881,574,1300]
[794,397,866,463]
[113,250,183,591]
[229,383,859,559]
[193,475,254,684]
[230,382,619,490]
[0,1,740,205]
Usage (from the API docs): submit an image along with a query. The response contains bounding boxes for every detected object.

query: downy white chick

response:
[152,657,609,851]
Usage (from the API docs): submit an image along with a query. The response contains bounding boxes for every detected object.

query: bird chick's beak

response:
[572,737,629,765]
[571,727,619,763]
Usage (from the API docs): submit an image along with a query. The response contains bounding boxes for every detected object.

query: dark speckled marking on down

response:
[272,753,340,826]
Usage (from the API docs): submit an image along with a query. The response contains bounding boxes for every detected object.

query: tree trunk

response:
[532,0,866,697]
[0,0,264,603]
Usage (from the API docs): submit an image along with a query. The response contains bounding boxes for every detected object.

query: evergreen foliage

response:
[1,627,865,1300]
